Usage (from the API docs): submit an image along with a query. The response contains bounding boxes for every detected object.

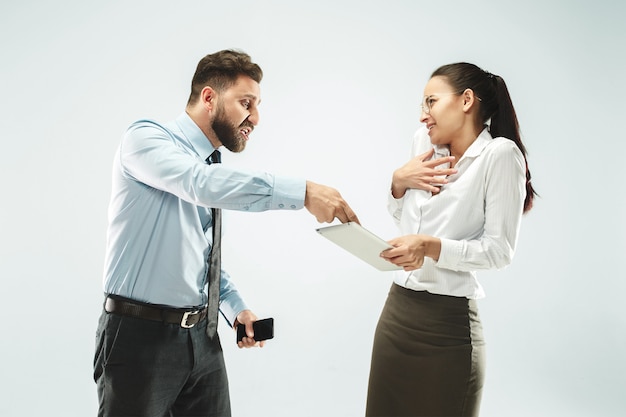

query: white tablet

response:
[316,222,401,271]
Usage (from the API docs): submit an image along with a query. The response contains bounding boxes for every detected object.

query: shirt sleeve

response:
[119,121,306,212]
[218,268,248,328]
[436,141,526,271]
[388,193,404,225]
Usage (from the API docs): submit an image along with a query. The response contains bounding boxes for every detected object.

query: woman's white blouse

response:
[388,126,526,299]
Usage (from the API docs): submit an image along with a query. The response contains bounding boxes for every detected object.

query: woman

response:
[365,63,537,417]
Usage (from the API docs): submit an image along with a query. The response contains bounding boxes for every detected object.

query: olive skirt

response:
[366,283,485,417]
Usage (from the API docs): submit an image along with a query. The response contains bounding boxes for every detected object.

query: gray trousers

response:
[94,309,231,417]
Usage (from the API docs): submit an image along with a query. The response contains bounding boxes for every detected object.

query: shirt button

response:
[290,205,297,209]
[243,206,250,211]
[278,204,285,208]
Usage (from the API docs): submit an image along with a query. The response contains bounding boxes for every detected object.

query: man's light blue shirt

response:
[103,112,306,325]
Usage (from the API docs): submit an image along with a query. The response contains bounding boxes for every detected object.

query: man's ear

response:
[200,86,217,111]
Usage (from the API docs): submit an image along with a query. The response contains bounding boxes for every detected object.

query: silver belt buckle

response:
[181,310,199,328]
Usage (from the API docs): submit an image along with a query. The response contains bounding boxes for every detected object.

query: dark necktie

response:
[205,149,222,338]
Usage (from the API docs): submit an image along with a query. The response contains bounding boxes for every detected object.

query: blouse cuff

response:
[387,191,404,217]
[436,238,463,270]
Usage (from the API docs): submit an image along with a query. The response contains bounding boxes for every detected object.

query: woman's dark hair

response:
[187,49,263,105]
[432,63,537,213]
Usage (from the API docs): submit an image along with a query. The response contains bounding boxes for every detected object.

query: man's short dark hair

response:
[187,49,263,105]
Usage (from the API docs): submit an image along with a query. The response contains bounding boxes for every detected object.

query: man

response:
[94,49,359,416]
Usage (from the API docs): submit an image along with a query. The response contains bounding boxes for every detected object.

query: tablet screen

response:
[316,222,401,271]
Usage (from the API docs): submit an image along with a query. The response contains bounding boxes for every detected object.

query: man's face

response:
[211,76,261,153]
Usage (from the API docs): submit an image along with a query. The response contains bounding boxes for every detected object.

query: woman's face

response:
[419,76,465,146]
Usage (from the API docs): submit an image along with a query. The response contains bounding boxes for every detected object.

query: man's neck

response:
[185,107,221,148]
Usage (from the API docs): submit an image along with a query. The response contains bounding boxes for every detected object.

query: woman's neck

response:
[449,125,483,166]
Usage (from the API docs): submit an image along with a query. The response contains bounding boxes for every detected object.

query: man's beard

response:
[211,106,250,153]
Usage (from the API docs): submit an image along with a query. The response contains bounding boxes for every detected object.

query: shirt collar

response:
[431,127,493,163]
[175,112,218,161]
[433,143,450,157]
[463,127,493,159]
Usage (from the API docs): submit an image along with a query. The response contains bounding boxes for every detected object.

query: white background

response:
[1,1,625,416]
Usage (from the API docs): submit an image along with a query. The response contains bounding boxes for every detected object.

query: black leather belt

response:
[104,295,208,328]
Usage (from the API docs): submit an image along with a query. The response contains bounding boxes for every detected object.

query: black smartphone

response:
[236,318,274,343]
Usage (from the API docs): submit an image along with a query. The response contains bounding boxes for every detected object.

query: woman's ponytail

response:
[490,76,536,212]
